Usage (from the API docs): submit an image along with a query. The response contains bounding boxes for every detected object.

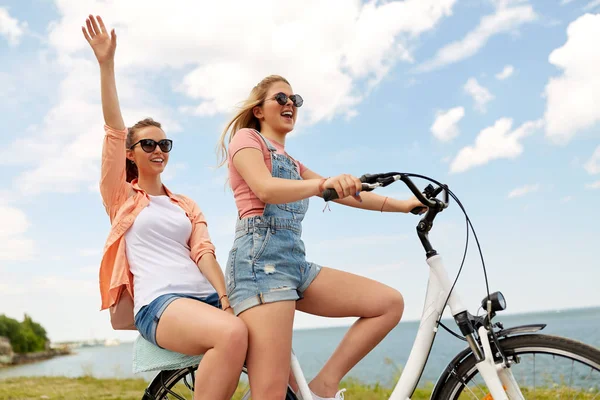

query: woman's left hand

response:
[406,196,428,214]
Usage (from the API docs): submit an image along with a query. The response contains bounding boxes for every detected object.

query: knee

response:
[385,290,404,324]
[253,383,289,400]
[219,318,248,354]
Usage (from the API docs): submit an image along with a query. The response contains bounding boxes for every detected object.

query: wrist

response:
[99,59,115,70]
[317,177,328,195]
[385,197,407,213]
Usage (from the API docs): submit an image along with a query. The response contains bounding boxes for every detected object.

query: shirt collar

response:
[131,179,180,203]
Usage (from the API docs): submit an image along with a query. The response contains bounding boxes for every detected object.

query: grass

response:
[0,376,596,399]
[0,376,429,400]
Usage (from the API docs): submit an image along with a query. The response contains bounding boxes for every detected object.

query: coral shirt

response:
[98,125,215,311]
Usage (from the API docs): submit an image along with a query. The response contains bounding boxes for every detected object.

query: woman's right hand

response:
[82,15,116,65]
[324,174,362,201]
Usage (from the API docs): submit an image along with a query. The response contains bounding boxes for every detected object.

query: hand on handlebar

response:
[323,174,362,202]
[407,196,428,215]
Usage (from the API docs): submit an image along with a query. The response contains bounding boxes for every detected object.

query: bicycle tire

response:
[437,334,600,400]
[142,365,298,399]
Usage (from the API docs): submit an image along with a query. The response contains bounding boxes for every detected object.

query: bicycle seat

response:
[132,334,203,373]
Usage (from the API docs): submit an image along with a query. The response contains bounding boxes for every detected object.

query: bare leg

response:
[155,298,248,400]
[238,300,296,400]
[296,267,404,397]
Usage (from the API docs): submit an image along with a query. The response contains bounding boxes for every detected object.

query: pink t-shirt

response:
[228,128,307,218]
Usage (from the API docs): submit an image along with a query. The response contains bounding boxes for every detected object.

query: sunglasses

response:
[129,139,173,153]
[271,92,304,108]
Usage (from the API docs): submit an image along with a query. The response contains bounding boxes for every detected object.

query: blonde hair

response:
[126,118,162,182]
[217,75,290,167]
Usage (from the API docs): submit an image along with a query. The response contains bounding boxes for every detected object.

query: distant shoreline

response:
[0,348,72,369]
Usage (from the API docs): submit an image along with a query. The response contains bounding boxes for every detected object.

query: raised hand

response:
[82,15,116,65]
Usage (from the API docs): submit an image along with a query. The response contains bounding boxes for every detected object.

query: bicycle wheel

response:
[437,334,600,399]
[142,365,298,399]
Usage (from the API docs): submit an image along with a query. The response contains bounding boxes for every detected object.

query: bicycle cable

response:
[395,173,491,332]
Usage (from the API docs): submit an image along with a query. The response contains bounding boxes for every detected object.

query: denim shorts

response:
[134,292,220,347]
[225,216,322,316]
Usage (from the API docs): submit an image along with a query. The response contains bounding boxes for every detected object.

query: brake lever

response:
[359,173,385,184]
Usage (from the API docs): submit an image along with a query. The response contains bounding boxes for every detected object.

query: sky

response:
[0,0,599,343]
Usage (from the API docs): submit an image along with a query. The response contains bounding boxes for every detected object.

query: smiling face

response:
[253,81,299,135]
[126,125,170,179]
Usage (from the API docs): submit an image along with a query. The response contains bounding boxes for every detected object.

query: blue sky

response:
[0,0,599,343]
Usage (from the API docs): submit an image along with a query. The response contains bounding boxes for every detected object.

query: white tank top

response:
[124,194,216,315]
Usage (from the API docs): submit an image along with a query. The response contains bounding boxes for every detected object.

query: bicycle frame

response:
[288,174,522,399]
[289,253,514,400]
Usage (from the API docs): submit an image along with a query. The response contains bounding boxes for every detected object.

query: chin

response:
[279,124,294,134]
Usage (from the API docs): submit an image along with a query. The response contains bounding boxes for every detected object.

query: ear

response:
[252,105,264,120]
[126,149,135,163]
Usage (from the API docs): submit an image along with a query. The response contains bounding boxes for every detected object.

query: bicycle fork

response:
[430,255,520,400]
[472,326,524,400]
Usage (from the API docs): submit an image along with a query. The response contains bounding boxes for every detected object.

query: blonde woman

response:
[218,75,426,400]
[85,15,247,400]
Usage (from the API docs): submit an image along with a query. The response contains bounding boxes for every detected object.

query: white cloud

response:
[417,1,536,72]
[561,0,576,4]
[507,183,540,198]
[0,205,35,261]
[464,78,494,113]
[584,146,600,175]
[583,0,600,10]
[495,64,515,80]
[585,180,600,189]
[78,248,101,257]
[6,0,457,196]
[561,196,574,203]
[544,14,600,144]
[450,118,543,173]
[430,106,465,142]
[0,7,27,46]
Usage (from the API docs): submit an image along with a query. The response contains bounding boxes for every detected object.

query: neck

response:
[260,126,287,146]
[137,174,165,196]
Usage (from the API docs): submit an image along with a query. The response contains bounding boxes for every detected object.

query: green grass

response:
[0,376,596,399]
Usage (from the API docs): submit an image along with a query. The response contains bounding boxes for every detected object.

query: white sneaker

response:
[311,388,346,400]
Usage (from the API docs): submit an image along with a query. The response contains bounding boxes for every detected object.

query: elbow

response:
[256,189,271,203]
[254,180,273,203]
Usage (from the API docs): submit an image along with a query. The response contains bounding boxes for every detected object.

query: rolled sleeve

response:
[101,124,131,220]
[186,199,216,264]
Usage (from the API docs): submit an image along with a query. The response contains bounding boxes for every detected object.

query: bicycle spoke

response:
[533,353,537,399]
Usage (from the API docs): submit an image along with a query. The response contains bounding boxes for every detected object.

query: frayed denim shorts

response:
[134,292,220,347]
[225,216,322,316]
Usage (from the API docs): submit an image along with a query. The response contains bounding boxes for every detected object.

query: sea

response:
[0,307,598,388]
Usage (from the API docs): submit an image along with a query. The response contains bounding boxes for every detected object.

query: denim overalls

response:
[225,131,321,315]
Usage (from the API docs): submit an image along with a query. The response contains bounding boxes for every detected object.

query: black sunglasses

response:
[271,92,304,108]
[129,139,173,153]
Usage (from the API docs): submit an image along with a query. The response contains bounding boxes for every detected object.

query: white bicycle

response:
[138,173,600,399]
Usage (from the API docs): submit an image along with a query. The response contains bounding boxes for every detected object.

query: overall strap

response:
[252,129,277,152]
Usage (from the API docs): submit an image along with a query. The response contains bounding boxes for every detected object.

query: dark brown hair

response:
[125,118,162,182]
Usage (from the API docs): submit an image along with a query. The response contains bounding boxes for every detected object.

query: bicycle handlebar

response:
[321,173,450,213]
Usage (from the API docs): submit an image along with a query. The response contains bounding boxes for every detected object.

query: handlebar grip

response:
[322,188,339,202]
[410,206,427,215]
[322,183,371,202]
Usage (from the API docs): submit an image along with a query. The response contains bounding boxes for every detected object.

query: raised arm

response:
[83,15,129,217]
[82,15,124,130]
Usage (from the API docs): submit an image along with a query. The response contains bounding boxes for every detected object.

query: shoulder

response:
[173,194,198,211]
[231,128,262,145]
[229,128,266,156]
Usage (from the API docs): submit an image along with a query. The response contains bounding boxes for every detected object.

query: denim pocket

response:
[252,227,272,263]
[275,163,308,214]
